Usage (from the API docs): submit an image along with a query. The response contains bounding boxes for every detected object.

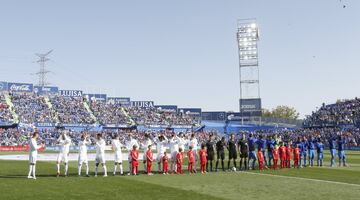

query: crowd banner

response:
[84,94,107,101]
[155,105,178,111]
[131,101,154,108]
[34,86,59,95]
[178,108,202,117]
[107,97,131,106]
[59,90,83,97]
[8,82,33,92]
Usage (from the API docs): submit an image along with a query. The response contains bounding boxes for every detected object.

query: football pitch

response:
[0,151,359,200]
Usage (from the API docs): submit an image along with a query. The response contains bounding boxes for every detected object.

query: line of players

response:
[27,130,349,179]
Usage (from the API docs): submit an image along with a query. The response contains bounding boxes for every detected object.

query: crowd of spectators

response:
[50,95,95,124]
[10,92,57,124]
[89,100,132,126]
[0,93,14,123]
[126,107,199,127]
[304,98,360,127]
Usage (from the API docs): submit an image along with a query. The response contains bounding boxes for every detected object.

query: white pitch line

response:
[241,171,360,187]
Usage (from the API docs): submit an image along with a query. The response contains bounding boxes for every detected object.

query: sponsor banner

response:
[178,108,202,117]
[34,86,59,95]
[0,145,45,152]
[84,94,107,101]
[202,112,226,121]
[0,81,7,91]
[45,146,96,152]
[240,98,262,116]
[107,97,131,106]
[103,124,133,128]
[8,82,33,92]
[131,101,154,108]
[0,121,15,126]
[226,112,242,121]
[35,122,56,127]
[59,90,83,97]
[155,105,178,111]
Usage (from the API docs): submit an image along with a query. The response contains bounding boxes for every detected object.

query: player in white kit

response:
[111,134,124,176]
[78,133,90,177]
[126,133,139,175]
[168,133,180,173]
[141,133,153,173]
[95,133,108,177]
[28,131,44,180]
[154,134,168,173]
[56,131,71,177]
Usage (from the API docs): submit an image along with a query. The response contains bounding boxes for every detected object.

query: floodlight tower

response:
[236,19,261,124]
[35,50,53,87]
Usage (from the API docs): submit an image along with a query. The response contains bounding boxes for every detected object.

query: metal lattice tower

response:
[35,50,53,87]
[237,19,261,123]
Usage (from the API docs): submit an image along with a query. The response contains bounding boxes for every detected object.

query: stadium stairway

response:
[44,96,60,123]
[3,92,19,123]
[83,101,98,123]
[121,107,136,126]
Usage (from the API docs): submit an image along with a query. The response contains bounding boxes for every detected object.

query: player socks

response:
[65,163,68,176]
[32,165,36,178]
[85,164,89,175]
[28,165,33,177]
[114,164,117,175]
[56,163,60,174]
[103,165,107,176]
[78,164,82,175]
[95,166,98,176]
[119,164,123,174]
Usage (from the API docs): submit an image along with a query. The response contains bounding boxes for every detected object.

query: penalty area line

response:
[242,171,360,187]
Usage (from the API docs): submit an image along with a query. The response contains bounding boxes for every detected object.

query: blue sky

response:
[0,0,358,118]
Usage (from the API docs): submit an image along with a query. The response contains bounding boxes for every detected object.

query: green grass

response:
[0,151,359,200]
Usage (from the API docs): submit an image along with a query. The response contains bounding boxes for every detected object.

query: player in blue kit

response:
[256,135,267,167]
[337,135,347,167]
[299,137,308,168]
[308,137,316,167]
[266,135,275,167]
[328,136,337,167]
[247,134,257,170]
[316,139,324,167]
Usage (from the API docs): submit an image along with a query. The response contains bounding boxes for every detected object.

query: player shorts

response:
[171,151,178,162]
[29,152,38,164]
[114,151,123,163]
[207,151,214,160]
[249,151,257,160]
[157,153,163,163]
[338,150,345,160]
[229,150,237,160]
[240,151,248,158]
[78,155,88,165]
[96,153,106,164]
[217,151,225,160]
[57,152,69,163]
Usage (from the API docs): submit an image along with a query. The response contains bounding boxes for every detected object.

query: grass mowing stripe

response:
[242,171,360,187]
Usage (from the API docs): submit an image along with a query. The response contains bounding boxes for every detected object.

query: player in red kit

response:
[272,147,279,170]
[146,145,153,175]
[162,152,169,175]
[286,143,292,168]
[293,144,300,168]
[176,148,183,174]
[199,144,207,174]
[131,145,139,175]
[279,142,286,169]
[257,148,265,171]
[188,146,196,174]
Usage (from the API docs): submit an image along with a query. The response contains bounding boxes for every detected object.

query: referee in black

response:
[215,136,226,171]
[238,133,249,170]
[205,134,215,172]
[227,134,237,170]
